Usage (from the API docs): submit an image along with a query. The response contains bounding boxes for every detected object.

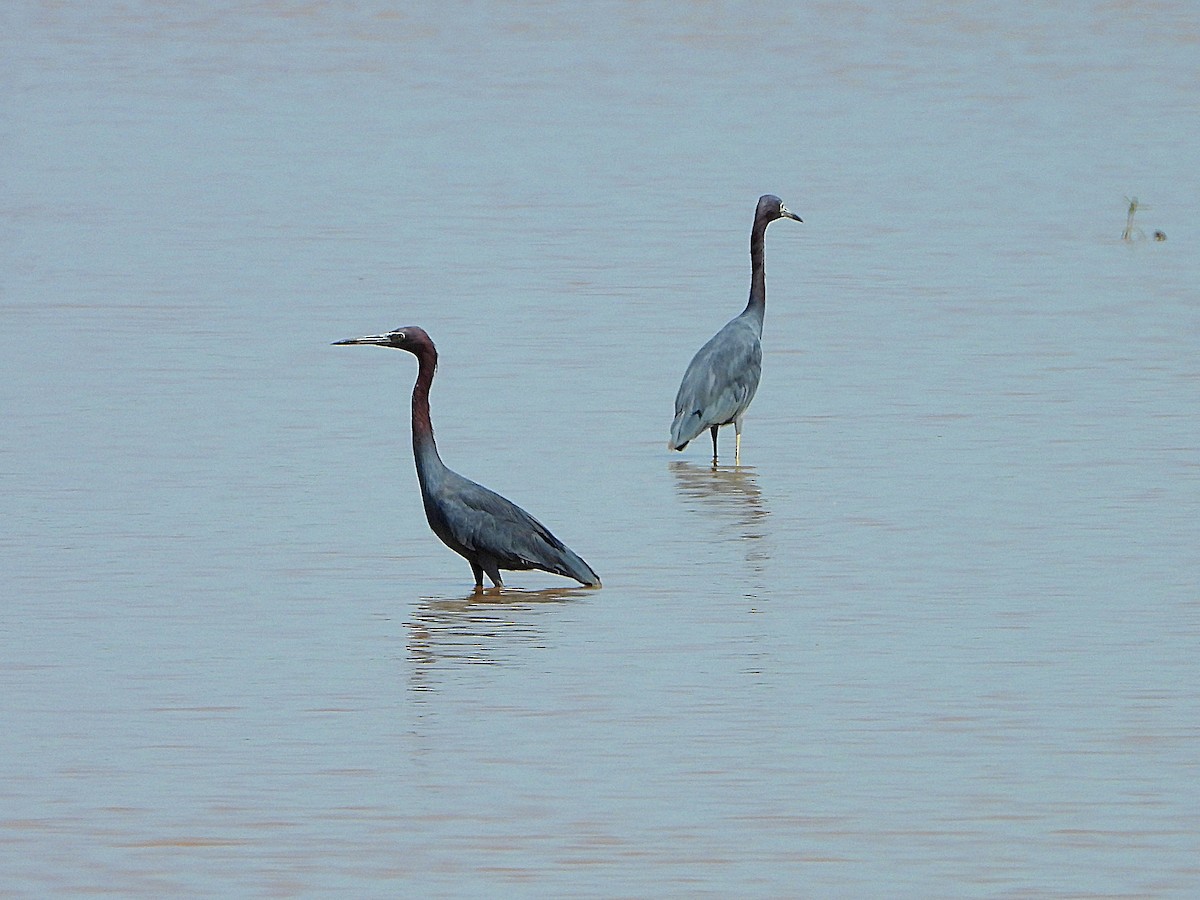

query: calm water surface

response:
[4,3,1199,896]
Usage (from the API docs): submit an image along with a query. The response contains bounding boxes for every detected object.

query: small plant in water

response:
[1122,196,1141,241]
[1122,197,1167,242]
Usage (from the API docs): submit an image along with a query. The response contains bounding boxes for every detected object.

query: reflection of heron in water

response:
[406,588,579,691]
[669,459,771,546]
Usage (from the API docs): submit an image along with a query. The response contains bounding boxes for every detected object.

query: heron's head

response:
[332,325,433,356]
[757,194,803,224]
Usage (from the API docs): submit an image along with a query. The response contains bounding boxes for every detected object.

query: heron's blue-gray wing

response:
[670,319,762,447]
[438,472,599,583]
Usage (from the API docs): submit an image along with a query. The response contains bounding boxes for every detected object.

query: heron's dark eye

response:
[393,331,405,341]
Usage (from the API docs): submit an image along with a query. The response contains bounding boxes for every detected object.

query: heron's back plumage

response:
[669,314,762,450]
[426,468,601,586]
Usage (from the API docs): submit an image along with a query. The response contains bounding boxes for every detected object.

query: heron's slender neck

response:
[409,343,444,473]
[744,213,771,319]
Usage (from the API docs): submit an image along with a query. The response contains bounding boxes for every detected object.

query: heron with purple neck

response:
[669,194,802,464]
[334,326,601,590]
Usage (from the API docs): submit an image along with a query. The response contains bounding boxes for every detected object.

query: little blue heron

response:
[333,326,601,589]
[668,194,802,464]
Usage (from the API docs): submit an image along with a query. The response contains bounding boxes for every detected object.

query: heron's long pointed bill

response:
[332,334,391,346]
[780,204,803,223]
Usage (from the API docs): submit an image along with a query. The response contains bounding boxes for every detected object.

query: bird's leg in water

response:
[710,425,719,463]
[470,561,484,589]
[481,556,504,589]
[735,432,742,465]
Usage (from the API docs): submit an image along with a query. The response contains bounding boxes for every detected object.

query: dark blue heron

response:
[668,194,802,464]
[334,326,601,590]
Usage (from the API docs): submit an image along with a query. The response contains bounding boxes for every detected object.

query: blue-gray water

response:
[4,3,1199,896]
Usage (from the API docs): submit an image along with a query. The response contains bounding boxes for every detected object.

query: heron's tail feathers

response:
[553,546,601,587]
[669,409,705,451]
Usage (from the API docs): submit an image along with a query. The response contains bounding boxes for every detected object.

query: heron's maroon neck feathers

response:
[745,212,771,317]
[408,338,441,463]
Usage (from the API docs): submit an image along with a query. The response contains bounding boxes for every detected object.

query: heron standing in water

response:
[668,194,802,464]
[334,326,601,589]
